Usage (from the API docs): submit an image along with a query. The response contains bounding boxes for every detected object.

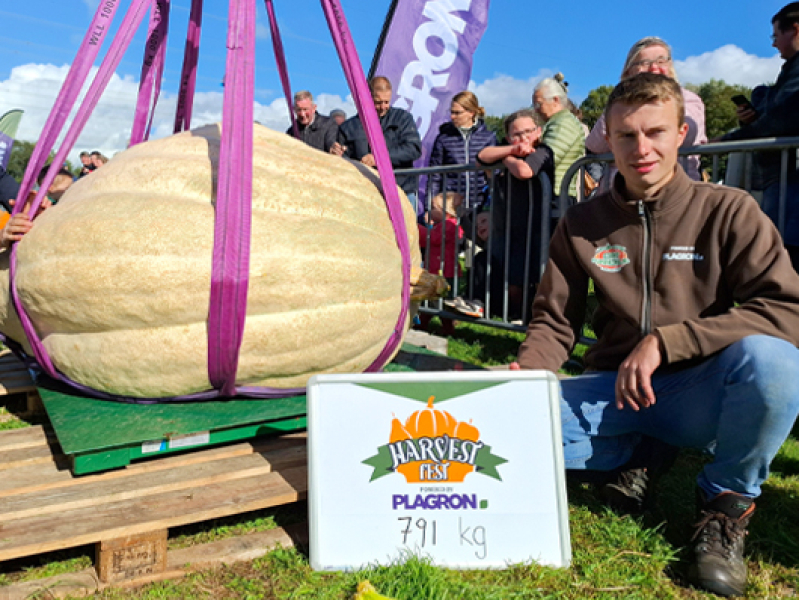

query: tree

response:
[6,140,38,182]
[483,115,506,141]
[6,140,73,183]
[684,79,753,140]
[579,85,614,130]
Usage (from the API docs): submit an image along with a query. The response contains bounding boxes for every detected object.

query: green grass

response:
[2,322,798,599]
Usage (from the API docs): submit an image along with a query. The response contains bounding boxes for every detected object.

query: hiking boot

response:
[602,467,651,514]
[601,436,679,514]
[689,491,754,597]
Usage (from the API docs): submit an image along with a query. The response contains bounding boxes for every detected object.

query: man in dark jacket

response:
[330,77,422,209]
[721,3,799,267]
[285,90,338,153]
[512,73,799,597]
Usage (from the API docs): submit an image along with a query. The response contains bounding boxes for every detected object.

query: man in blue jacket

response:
[330,77,422,210]
[722,2,799,268]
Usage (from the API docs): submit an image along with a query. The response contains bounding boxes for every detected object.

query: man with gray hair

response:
[285,90,338,153]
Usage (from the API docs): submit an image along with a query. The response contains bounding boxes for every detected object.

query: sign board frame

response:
[307,370,570,571]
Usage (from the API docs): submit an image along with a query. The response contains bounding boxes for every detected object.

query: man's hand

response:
[1,195,52,248]
[736,105,757,125]
[615,333,662,411]
[329,142,345,156]
[1,212,34,247]
[361,153,376,168]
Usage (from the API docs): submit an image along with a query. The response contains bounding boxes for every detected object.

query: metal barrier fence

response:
[396,163,553,333]
[560,136,799,238]
[398,136,799,334]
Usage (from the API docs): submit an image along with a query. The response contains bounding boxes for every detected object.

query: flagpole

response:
[367,0,399,80]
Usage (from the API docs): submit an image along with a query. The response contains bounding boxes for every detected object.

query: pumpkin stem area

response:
[426,395,435,409]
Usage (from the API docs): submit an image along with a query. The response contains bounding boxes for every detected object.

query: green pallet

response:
[38,344,474,475]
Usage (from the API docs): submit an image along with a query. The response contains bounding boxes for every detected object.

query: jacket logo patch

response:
[592,244,630,273]
[662,246,704,261]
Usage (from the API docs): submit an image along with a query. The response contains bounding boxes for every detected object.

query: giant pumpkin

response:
[0,123,430,398]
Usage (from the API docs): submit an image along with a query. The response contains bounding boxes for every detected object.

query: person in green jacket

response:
[532,73,585,201]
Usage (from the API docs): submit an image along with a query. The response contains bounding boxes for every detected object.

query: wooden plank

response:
[0,434,306,497]
[0,443,61,471]
[0,465,307,561]
[0,424,54,452]
[0,445,307,520]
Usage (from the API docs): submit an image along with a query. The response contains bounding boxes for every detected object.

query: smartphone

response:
[731,94,755,112]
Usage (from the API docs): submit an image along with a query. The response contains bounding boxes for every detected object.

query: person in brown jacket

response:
[511,73,799,597]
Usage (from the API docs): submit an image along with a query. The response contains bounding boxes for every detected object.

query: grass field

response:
[1,321,798,599]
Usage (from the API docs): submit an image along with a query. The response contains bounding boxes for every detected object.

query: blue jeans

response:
[560,335,799,499]
[762,178,799,246]
[406,192,417,214]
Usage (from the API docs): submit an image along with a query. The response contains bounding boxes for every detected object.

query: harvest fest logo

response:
[362,395,507,484]
[591,244,630,273]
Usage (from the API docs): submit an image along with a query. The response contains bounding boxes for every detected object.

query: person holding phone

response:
[721,3,799,268]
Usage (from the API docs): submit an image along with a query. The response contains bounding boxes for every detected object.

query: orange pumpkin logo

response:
[383,396,486,483]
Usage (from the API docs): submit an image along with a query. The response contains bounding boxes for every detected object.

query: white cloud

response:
[468,69,551,116]
[0,45,785,170]
[675,44,783,88]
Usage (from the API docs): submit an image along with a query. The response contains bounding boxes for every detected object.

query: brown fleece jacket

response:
[517,166,799,373]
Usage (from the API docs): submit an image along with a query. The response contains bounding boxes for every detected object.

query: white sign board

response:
[307,370,570,571]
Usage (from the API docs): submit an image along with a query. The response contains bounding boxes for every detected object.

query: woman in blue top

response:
[427,91,497,213]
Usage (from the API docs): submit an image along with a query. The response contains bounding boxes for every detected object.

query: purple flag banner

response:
[0,132,13,171]
[372,0,490,177]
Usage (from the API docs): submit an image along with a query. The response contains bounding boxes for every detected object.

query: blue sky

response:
[0,0,790,163]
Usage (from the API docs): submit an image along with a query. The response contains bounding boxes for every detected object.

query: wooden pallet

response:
[0,349,42,416]
[0,424,307,585]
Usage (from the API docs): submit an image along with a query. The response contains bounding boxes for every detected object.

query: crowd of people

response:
[1,2,798,597]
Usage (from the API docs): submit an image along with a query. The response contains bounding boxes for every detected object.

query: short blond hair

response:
[431,192,463,218]
[370,76,392,94]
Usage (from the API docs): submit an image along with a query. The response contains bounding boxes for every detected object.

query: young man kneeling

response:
[512,73,799,597]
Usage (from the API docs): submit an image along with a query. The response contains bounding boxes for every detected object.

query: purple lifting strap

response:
[319,0,412,371]
[264,0,298,140]
[173,0,204,133]
[206,0,255,397]
[131,0,171,146]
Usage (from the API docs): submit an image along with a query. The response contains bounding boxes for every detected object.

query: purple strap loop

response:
[264,0,298,139]
[206,0,255,397]
[173,0,204,133]
[319,0,412,371]
[131,0,171,146]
